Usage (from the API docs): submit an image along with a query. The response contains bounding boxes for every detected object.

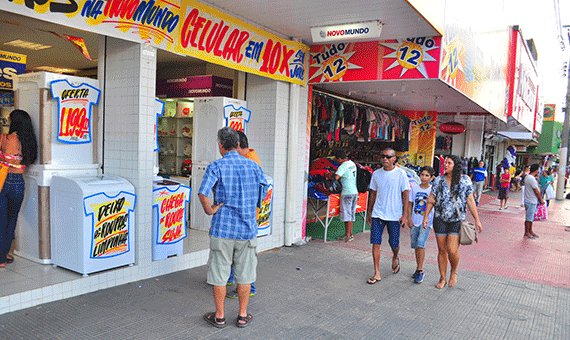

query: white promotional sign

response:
[311,20,382,43]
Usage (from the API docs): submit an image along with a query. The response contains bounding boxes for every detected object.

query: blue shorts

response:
[524,202,537,222]
[410,226,431,249]
[370,218,400,249]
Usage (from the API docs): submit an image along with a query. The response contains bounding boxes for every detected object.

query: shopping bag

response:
[544,184,555,200]
[534,204,548,221]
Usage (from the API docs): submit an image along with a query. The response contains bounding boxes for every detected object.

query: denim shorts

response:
[410,226,431,249]
[370,218,400,249]
[524,202,537,222]
[433,217,461,236]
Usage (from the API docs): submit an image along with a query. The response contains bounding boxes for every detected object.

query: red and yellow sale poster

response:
[398,111,437,166]
[153,185,191,244]
[309,37,441,83]
[50,79,100,144]
[84,192,136,258]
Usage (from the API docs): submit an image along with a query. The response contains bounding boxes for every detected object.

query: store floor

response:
[0,229,210,299]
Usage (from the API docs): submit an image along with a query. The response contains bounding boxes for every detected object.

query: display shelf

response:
[157,101,193,176]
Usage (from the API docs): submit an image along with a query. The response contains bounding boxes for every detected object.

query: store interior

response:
[0,11,243,296]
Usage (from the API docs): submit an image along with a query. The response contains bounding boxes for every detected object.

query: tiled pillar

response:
[245,75,309,250]
[101,37,156,269]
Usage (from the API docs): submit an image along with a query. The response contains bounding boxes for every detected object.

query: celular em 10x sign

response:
[311,20,382,43]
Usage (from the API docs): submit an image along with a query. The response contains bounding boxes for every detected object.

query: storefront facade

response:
[0,0,311,313]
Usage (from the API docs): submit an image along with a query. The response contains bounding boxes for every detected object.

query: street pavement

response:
[0,190,569,339]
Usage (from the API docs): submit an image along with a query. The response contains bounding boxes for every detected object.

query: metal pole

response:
[556,32,570,200]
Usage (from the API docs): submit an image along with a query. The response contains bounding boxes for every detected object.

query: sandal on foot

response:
[449,273,458,287]
[6,256,13,264]
[367,277,381,284]
[235,313,252,328]
[435,279,446,289]
[204,312,226,328]
[392,258,400,274]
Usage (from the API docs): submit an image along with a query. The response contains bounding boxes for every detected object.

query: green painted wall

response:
[534,121,562,154]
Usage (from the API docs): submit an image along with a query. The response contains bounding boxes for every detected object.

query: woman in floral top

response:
[422,155,483,289]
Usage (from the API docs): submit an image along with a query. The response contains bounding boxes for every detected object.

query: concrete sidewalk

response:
[1,238,569,338]
[1,190,569,339]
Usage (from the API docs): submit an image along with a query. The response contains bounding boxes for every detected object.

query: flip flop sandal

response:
[367,277,381,284]
[204,312,226,328]
[236,313,253,328]
[392,258,400,274]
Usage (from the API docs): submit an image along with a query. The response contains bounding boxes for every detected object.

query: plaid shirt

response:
[198,151,268,240]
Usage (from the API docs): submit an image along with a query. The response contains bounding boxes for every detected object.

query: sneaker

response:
[337,235,354,242]
[411,270,420,279]
[226,289,255,298]
[414,271,425,283]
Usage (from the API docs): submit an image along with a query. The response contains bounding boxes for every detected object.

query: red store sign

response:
[439,122,466,135]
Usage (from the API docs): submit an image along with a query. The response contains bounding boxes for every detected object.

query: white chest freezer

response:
[152,178,190,260]
[50,175,136,276]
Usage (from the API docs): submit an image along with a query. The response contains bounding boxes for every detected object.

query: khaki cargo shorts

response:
[206,236,258,286]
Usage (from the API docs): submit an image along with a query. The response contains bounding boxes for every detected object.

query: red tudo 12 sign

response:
[439,122,466,135]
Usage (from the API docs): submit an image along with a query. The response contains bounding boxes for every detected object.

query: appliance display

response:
[50,175,136,276]
[13,72,100,263]
[152,178,190,260]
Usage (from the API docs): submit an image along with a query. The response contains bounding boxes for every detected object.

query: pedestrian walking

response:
[470,160,487,206]
[407,166,435,284]
[226,130,261,299]
[333,150,358,242]
[498,167,511,210]
[524,164,545,239]
[423,155,483,289]
[198,127,268,328]
[365,148,410,284]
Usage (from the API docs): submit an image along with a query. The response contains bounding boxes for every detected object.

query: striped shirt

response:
[198,150,267,240]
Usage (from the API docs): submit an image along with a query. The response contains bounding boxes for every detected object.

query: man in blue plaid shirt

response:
[199,127,267,328]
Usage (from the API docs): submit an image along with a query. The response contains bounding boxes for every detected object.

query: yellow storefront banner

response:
[0,0,308,86]
[397,111,437,167]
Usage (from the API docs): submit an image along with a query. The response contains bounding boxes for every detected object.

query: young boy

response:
[407,166,435,283]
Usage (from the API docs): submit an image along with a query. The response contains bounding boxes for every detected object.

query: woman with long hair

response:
[423,155,483,289]
[0,109,37,267]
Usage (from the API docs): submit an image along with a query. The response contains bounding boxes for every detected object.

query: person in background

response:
[198,127,267,328]
[423,155,483,289]
[520,165,530,207]
[0,110,38,267]
[407,166,435,284]
[365,148,410,284]
[498,167,511,210]
[470,160,487,206]
[539,169,554,207]
[226,130,261,299]
[333,150,358,242]
[523,164,545,239]
[512,168,524,191]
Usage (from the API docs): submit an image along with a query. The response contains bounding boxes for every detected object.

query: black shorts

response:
[433,217,461,236]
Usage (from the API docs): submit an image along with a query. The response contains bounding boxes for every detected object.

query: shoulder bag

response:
[451,195,478,245]
[446,177,478,245]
